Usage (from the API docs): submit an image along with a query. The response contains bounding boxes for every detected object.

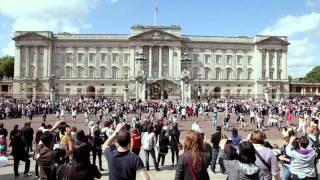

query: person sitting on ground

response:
[103,123,150,180]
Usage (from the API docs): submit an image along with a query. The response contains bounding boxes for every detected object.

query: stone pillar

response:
[34,47,39,78]
[282,50,288,80]
[48,45,52,77]
[168,47,173,77]
[274,50,278,80]
[149,46,152,78]
[180,80,184,103]
[266,50,269,79]
[130,47,135,77]
[124,88,128,102]
[176,48,182,78]
[316,87,319,95]
[43,47,48,78]
[25,46,30,78]
[159,46,162,78]
[14,46,21,78]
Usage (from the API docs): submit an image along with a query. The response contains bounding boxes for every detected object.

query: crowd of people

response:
[0,96,319,180]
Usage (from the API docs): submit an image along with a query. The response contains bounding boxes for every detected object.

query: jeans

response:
[283,165,291,180]
[144,148,158,170]
[157,153,166,166]
[211,147,219,172]
[14,156,30,176]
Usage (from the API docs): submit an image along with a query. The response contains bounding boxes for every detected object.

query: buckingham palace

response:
[12,25,289,102]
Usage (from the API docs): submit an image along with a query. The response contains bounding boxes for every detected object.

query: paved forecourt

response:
[0,112,300,179]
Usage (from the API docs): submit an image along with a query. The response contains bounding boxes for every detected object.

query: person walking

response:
[210,126,223,173]
[131,128,141,155]
[21,122,34,153]
[170,124,180,167]
[92,129,104,171]
[142,126,159,171]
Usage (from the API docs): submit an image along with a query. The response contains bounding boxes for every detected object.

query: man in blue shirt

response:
[103,123,150,180]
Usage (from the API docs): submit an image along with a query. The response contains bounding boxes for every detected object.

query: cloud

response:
[261,12,320,78]
[307,0,320,7]
[0,0,102,55]
[261,12,320,36]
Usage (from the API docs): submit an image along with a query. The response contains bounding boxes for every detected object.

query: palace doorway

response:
[213,87,221,98]
[86,86,95,98]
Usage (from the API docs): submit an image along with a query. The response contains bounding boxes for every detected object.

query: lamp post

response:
[20,81,24,98]
[124,73,129,102]
[50,75,56,108]
[197,73,202,100]
[135,52,147,101]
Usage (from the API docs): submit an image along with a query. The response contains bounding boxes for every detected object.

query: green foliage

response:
[0,56,14,78]
[288,75,293,83]
[304,66,320,83]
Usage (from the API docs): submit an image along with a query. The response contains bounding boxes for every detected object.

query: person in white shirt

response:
[142,126,159,171]
[71,108,77,122]
[191,120,202,133]
[181,107,187,121]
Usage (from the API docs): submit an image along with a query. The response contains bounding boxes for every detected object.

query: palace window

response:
[77,67,83,78]
[248,89,252,96]
[89,67,95,78]
[227,55,232,65]
[112,67,118,78]
[78,53,84,63]
[204,54,210,64]
[247,70,252,80]
[262,71,266,79]
[193,54,199,64]
[124,67,129,76]
[101,53,107,63]
[269,71,274,80]
[29,66,35,78]
[237,89,241,97]
[65,88,70,95]
[66,53,73,63]
[226,69,232,80]
[277,71,282,79]
[248,56,252,65]
[66,67,72,78]
[100,67,106,78]
[204,68,210,80]
[89,53,95,63]
[112,88,117,96]
[38,67,44,77]
[237,55,242,65]
[215,55,221,65]
[112,53,118,63]
[77,88,82,96]
[124,53,130,63]
[236,69,242,80]
[99,88,105,95]
[215,69,220,80]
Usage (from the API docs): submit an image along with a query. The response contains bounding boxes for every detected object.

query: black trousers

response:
[157,153,166,166]
[92,149,102,169]
[14,156,30,175]
[171,147,179,165]
[291,174,316,180]
[132,148,140,156]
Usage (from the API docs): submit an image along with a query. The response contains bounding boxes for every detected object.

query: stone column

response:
[274,50,278,80]
[159,46,162,78]
[25,46,30,78]
[149,46,152,78]
[130,46,135,77]
[180,80,184,103]
[316,87,319,95]
[34,47,39,78]
[266,50,269,79]
[176,48,181,78]
[282,50,288,80]
[14,46,21,78]
[43,47,48,78]
[48,45,52,77]
[168,47,173,77]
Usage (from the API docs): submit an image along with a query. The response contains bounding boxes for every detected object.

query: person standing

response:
[210,126,223,173]
[157,129,169,167]
[11,129,31,177]
[170,124,180,167]
[142,126,159,171]
[21,122,34,153]
[103,123,150,180]
[72,108,77,122]
[175,130,210,180]
[131,128,142,155]
[93,129,104,171]
[212,107,218,128]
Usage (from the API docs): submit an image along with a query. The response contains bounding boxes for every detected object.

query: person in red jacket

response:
[131,128,141,155]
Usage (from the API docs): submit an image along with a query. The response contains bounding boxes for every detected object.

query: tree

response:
[0,56,14,78]
[288,75,293,83]
[304,66,320,83]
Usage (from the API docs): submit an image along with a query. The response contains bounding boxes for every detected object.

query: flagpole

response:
[153,0,157,26]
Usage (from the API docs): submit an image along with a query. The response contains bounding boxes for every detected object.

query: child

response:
[0,135,7,156]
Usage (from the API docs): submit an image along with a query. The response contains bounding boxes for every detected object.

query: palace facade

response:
[13,25,290,101]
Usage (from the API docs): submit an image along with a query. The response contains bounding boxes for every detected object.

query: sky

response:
[0,0,320,78]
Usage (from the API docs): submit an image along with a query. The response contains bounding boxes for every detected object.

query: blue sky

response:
[0,0,320,77]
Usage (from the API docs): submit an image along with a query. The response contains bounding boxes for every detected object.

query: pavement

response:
[0,112,315,180]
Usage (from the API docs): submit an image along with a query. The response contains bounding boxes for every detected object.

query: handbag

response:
[184,152,197,180]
